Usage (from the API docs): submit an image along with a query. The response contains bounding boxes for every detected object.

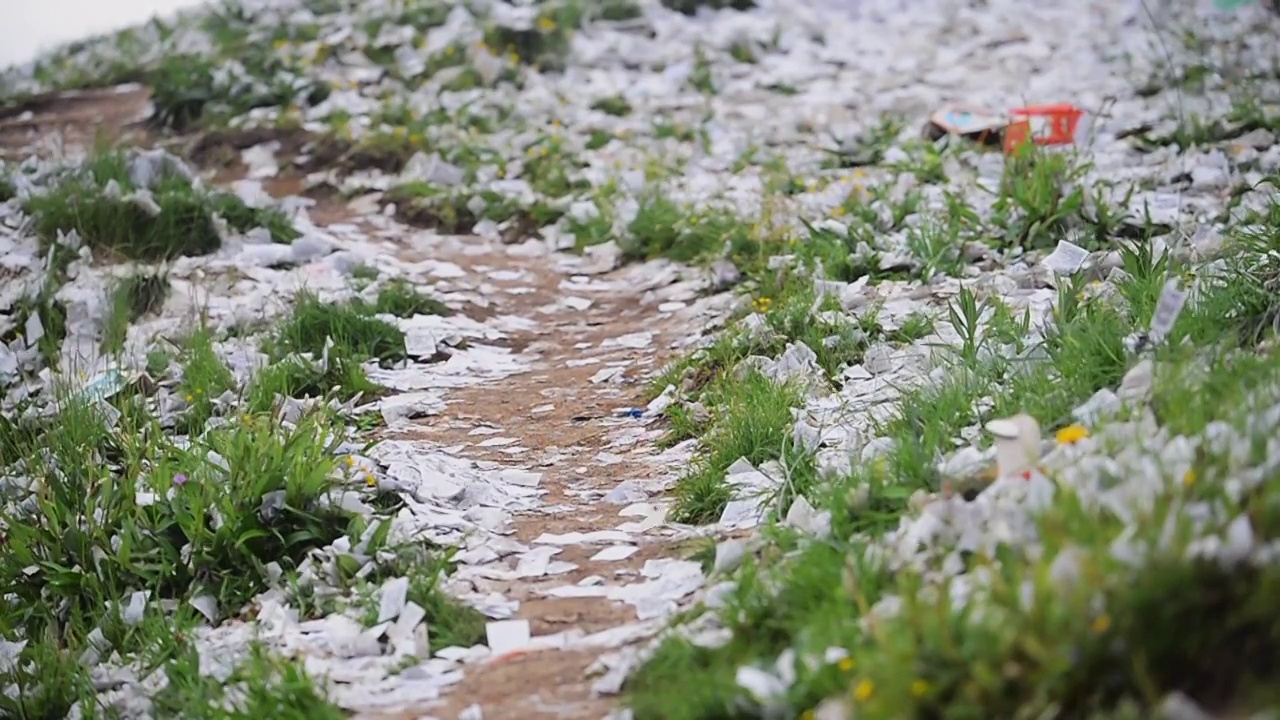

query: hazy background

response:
[1,0,207,68]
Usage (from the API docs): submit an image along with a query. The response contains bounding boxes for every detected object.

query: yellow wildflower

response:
[365,473,377,488]
[409,133,423,146]
[507,50,520,65]
[910,679,931,698]
[1183,469,1196,487]
[853,678,875,702]
[184,394,193,402]
[536,16,557,32]
[837,657,854,672]
[752,297,773,313]
[1091,613,1112,634]
[345,456,355,467]
[832,205,846,217]
[1055,424,1088,445]
[273,39,288,50]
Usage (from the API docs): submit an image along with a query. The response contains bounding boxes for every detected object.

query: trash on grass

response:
[923,102,1086,154]
[485,619,531,657]
[922,104,1009,147]
[986,414,1043,480]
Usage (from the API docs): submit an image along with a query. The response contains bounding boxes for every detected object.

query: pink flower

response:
[173,473,188,487]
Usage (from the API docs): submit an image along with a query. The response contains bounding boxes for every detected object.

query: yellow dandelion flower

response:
[536,16,557,32]
[854,678,875,702]
[1055,424,1089,445]
[837,657,854,672]
[910,679,931,698]
[1183,469,1196,487]
[1091,613,1112,634]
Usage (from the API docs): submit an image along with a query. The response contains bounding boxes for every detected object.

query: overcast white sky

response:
[2,0,208,68]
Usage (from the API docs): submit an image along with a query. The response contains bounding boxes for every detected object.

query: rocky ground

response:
[2,0,1280,719]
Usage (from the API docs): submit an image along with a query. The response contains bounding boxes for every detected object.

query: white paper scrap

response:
[1041,240,1089,276]
[485,619,531,656]
[591,545,640,562]
[1149,278,1187,342]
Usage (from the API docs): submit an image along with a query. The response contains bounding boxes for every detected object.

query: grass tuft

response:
[24,151,298,264]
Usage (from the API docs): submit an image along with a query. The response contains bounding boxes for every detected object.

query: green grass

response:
[176,326,238,434]
[372,278,451,318]
[355,547,488,651]
[627,157,1280,719]
[153,644,346,719]
[0,362,473,714]
[481,1,582,72]
[661,0,757,16]
[247,353,383,412]
[264,290,407,365]
[101,270,170,355]
[591,94,632,117]
[24,150,298,264]
[671,370,806,523]
[622,196,761,264]
[245,290,411,410]
[1,283,67,364]
[0,396,351,652]
[989,143,1088,250]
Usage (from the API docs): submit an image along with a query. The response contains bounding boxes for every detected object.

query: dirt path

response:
[375,240,708,720]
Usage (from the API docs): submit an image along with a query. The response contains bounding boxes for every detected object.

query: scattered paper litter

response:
[601,331,652,349]
[591,545,640,562]
[533,530,634,545]
[485,619,532,656]
[1041,239,1089,276]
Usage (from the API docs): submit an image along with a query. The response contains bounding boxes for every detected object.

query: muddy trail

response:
[372,235,711,720]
